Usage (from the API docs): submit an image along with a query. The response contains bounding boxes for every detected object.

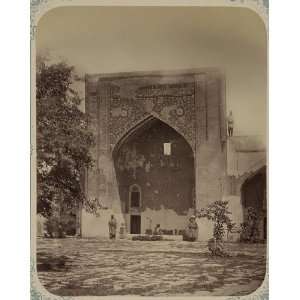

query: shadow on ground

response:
[36,238,266,296]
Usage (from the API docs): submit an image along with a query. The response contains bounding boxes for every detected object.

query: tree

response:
[197,201,235,256]
[36,56,95,218]
[197,200,234,241]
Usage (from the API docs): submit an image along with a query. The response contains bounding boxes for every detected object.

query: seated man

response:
[153,224,162,235]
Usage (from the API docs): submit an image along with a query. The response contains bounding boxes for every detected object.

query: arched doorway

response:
[241,166,267,240]
[113,117,195,234]
[129,184,142,234]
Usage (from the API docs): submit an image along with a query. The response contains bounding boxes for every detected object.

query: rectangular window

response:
[163,142,171,155]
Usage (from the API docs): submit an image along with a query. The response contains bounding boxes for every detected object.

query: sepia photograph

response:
[31,1,268,298]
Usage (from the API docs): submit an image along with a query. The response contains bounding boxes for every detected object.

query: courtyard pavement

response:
[36,238,266,297]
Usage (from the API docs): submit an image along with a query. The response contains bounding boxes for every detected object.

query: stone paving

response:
[36,238,267,297]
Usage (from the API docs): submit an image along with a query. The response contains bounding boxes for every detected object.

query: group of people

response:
[151,216,199,240]
[108,214,199,241]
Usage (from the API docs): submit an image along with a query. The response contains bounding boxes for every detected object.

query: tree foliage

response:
[36,57,95,217]
[197,200,235,241]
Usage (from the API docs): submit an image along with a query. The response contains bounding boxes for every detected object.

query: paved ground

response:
[36,238,266,297]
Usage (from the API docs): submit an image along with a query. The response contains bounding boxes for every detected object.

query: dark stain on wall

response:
[113,118,195,215]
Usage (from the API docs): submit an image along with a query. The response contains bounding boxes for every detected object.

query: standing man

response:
[227,110,234,137]
[185,215,198,242]
[108,215,117,240]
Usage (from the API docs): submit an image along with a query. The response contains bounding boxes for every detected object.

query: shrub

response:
[197,200,234,241]
[44,214,76,238]
[132,235,163,241]
[240,207,260,243]
[197,200,234,256]
[44,216,65,238]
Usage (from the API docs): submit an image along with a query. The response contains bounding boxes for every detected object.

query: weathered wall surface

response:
[84,69,226,239]
[194,73,227,209]
[114,119,195,233]
[115,120,195,214]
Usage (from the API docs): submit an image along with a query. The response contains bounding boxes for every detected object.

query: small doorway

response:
[130,215,141,234]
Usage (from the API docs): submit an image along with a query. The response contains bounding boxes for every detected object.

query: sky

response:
[36,6,267,136]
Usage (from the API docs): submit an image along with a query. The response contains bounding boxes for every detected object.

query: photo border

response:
[30,1,269,299]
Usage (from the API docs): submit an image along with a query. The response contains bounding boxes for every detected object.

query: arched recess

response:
[112,113,195,156]
[112,115,196,234]
[241,166,267,240]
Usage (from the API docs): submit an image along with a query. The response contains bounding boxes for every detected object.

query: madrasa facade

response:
[78,69,266,241]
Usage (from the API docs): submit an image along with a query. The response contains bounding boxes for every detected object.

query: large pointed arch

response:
[112,114,194,158]
[112,114,196,234]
